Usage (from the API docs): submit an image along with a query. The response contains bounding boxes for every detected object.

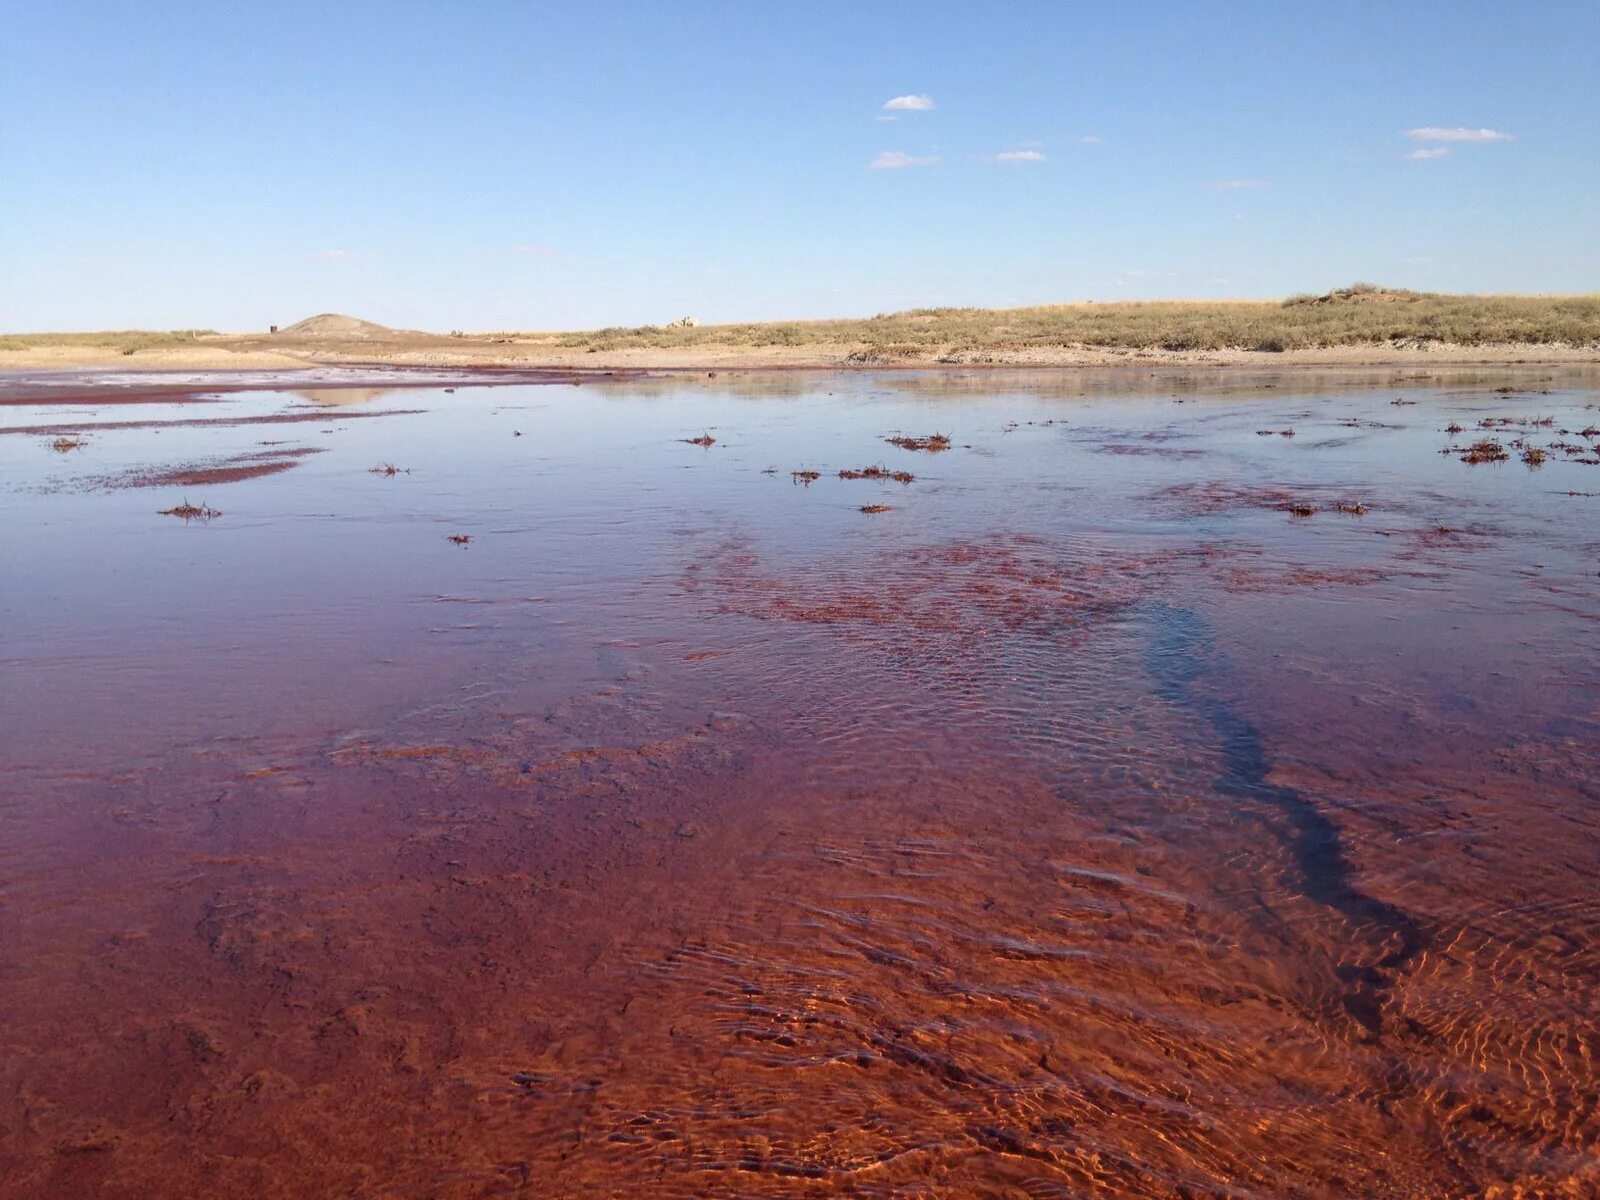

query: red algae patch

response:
[681,432,716,446]
[859,503,893,513]
[692,535,1219,646]
[90,447,324,490]
[1153,480,1305,516]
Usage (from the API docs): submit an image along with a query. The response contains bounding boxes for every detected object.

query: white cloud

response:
[510,243,559,255]
[310,249,358,262]
[994,150,1046,163]
[1405,126,1512,142]
[1406,147,1449,160]
[1074,135,1103,144]
[1210,178,1269,189]
[875,114,898,122]
[868,150,939,170]
[883,94,935,111]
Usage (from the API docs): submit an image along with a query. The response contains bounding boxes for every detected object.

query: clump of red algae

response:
[369,462,407,476]
[1521,447,1547,468]
[694,536,1226,647]
[839,465,915,484]
[1460,439,1510,464]
[1332,501,1369,515]
[791,470,821,485]
[51,435,86,452]
[1153,482,1306,518]
[1445,423,1464,434]
[885,433,952,452]
[1281,502,1317,518]
[860,504,893,514]
[447,534,472,545]
[159,499,220,521]
[681,433,716,447]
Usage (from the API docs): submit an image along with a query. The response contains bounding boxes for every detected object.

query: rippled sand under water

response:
[1,367,1597,1198]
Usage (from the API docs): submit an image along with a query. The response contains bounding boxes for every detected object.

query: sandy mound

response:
[277,313,395,339]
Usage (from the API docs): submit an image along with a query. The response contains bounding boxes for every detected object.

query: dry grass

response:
[529,287,1600,355]
[0,330,215,354]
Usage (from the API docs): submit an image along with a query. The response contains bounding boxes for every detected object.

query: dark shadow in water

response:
[1139,601,1428,1034]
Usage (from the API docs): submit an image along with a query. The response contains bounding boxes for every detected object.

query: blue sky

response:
[3,1,1596,331]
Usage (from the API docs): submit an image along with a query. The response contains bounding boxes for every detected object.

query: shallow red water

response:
[1,367,1596,1198]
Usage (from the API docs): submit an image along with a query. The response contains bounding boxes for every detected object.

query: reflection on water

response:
[290,387,397,407]
[0,367,1596,1198]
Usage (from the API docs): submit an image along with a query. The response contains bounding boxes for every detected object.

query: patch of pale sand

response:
[11,335,1597,373]
[268,340,1600,371]
[0,345,315,371]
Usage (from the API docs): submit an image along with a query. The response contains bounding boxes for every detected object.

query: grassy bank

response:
[535,286,1600,358]
[6,287,1599,370]
[0,330,216,355]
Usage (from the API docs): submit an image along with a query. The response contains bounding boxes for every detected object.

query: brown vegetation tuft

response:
[159,499,220,520]
[885,433,952,452]
[1460,439,1510,464]
[839,465,915,484]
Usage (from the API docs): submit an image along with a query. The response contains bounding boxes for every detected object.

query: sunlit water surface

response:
[2,368,1597,1199]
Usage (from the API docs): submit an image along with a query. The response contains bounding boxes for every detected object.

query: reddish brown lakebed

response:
[1,367,1597,1199]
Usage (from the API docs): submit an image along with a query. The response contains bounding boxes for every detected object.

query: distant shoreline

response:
[6,288,1599,372]
[4,341,1599,374]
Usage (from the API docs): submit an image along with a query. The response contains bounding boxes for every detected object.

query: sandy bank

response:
[8,337,1600,374]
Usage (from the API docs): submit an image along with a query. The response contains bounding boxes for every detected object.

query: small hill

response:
[276,313,395,338]
[1282,283,1423,308]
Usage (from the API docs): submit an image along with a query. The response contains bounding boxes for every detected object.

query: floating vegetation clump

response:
[885,433,951,452]
[1460,439,1510,464]
[159,499,220,520]
[839,465,915,484]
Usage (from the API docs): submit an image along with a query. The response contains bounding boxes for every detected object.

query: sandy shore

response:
[5,336,1599,374]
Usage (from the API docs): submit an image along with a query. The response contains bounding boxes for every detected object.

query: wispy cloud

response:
[1405,126,1512,142]
[993,149,1046,163]
[883,94,935,111]
[310,249,359,262]
[1073,135,1103,144]
[1209,178,1269,189]
[510,243,559,256]
[1406,147,1449,160]
[869,150,939,170]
